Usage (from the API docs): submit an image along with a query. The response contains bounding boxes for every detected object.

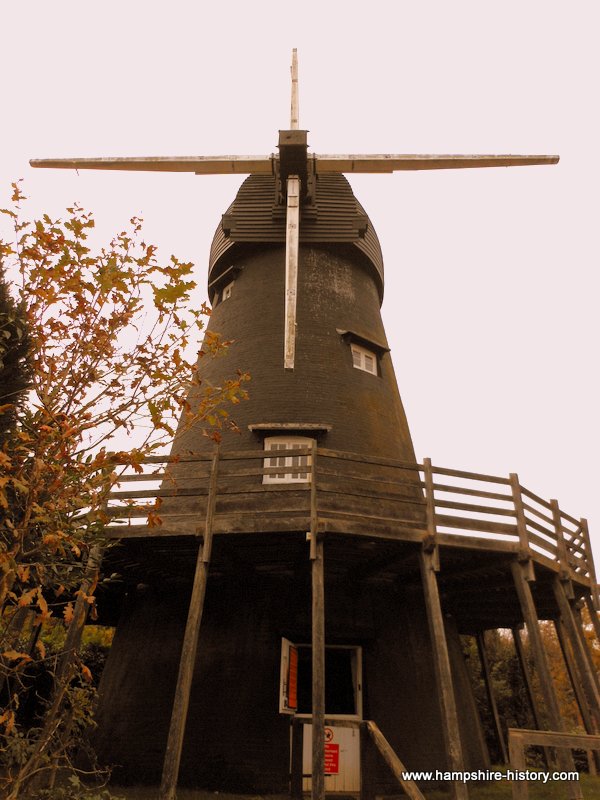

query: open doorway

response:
[280,640,362,718]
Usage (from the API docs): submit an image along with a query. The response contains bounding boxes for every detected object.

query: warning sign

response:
[324,743,339,775]
[287,646,298,710]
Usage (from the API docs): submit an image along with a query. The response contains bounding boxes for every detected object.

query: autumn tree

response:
[0,182,248,799]
[0,261,30,441]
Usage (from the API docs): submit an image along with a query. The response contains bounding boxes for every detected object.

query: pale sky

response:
[2,2,598,561]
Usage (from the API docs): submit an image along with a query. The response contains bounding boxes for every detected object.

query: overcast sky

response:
[2,1,598,561]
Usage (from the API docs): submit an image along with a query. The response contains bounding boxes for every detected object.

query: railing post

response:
[159,445,220,800]
[510,474,535,582]
[551,499,573,594]
[422,458,439,571]
[581,518,600,612]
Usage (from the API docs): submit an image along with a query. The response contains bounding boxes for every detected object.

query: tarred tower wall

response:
[93,174,490,790]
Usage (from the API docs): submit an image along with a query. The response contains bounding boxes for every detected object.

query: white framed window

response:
[350,343,377,375]
[279,640,363,719]
[263,436,312,484]
[222,281,234,301]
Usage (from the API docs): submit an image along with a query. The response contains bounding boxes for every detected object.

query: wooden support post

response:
[291,718,304,800]
[510,560,576,775]
[511,627,550,768]
[423,458,439,571]
[569,600,600,698]
[159,447,220,800]
[573,602,600,696]
[419,549,468,800]
[56,544,103,684]
[364,721,426,800]
[555,619,598,733]
[309,439,318,558]
[476,631,508,763]
[584,593,600,646]
[554,618,600,773]
[510,474,535,581]
[311,535,326,800]
[552,577,600,728]
[580,519,600,611]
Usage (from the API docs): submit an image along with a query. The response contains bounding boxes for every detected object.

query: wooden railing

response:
[508,728,597,800]
[104,446,596,588]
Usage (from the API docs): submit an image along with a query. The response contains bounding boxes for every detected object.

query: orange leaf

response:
[18,588,37,607]
[63,602,74,625]
[0,709,15,735]
[2,649,31,663]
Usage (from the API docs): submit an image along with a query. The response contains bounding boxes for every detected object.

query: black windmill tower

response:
[33,51,600,800]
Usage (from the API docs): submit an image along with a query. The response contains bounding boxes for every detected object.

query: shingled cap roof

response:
[209,173,384,299]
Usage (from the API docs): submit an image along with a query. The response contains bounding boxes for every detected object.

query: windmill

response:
[32,51,598,800]
[31,48,557,377]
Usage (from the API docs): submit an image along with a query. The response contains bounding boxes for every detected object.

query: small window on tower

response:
[351,344,377,375]
[222,281,234,301]
[263,436,313,484]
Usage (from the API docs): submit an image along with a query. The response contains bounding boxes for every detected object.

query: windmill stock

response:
[30,48,558,372]
[30,50,598,800]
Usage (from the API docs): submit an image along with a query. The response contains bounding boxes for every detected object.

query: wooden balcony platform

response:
[96,446,597,633]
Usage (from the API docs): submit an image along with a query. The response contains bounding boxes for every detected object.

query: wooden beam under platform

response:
[510,560,577,776]
[419,549,468,800]
[159,448,220,800]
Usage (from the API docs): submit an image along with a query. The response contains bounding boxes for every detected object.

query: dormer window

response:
[337,328,388,376]
[351,343,377,375]
[207,264,244,306]
[263,436,313,484]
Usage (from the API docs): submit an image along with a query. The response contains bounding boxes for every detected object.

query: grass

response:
[110,792,287,800]
[428,771,600,800]
[109,773,600,800]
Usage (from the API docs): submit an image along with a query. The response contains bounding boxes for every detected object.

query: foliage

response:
[0,182,249,798]
[0,257,30,441]
[464,615,600,767]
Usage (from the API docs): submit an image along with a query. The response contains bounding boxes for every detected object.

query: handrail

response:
[363,720,426,800]
[104,446,595,585]
[508,728,590,800]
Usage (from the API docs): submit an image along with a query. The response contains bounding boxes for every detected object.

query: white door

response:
[302,724,361,793]
[280,642,362,794]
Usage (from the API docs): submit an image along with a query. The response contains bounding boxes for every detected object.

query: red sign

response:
[324,743,339,775]
[287,646,298,710]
